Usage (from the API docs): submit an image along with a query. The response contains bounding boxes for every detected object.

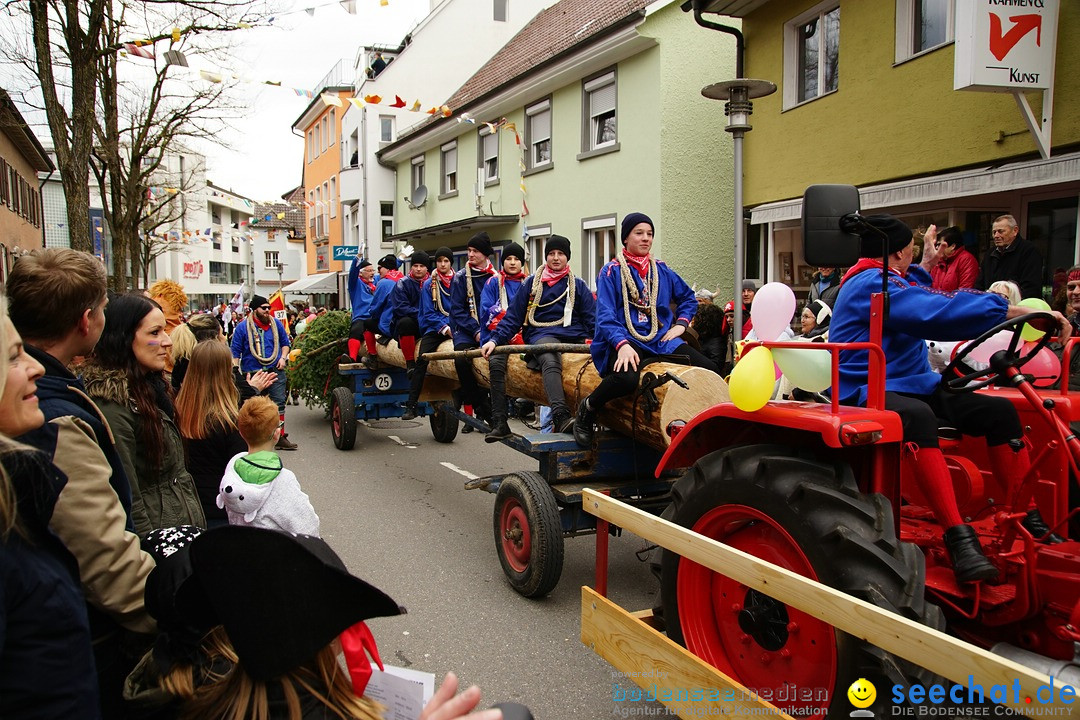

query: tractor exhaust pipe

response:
[990,642,1080,686]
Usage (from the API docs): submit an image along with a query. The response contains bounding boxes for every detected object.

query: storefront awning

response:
[384,214,519,245]
[282,272,340,294]
[749,150,1080,225]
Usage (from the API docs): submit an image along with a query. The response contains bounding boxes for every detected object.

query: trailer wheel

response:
[660,444,942,717]
[330,386,357,451]
[494,471,564,598]
[429,403,459,443]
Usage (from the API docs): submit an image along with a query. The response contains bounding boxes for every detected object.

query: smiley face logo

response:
[847,678,876,709]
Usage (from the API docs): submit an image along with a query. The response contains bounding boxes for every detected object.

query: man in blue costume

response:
[449,232,497,422]
[476,241,528,439]
[575,213,718,448]
[403,247,457,420]
[482,236,595,440]
[389,250,431,375]
[362,254,404,366]
[831,215,1070,583]
[342,256,377,363]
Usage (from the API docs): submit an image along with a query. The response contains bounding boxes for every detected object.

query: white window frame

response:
[379,116,394,143]
[493,0,507,22]
[525,224,550,275]
[479,128,499,184]
[441,141,458,197]
[525,100,552,170]
[783,1,840,110]
[265,250,279,269]
[314,124,321,157]
[329,177,337,218]
[895,0,954,64]
[582,216,617,289]
[582,71,617,155]
[380,201,394,245]
[410,155,425,192]
[307,131,314,162]
[328,109,336,144]
[321,116,329,152]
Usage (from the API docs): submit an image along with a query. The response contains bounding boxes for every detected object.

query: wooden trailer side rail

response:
[580,489,1069,718]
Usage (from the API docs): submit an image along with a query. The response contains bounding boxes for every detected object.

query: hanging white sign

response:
[954,0,1059,92]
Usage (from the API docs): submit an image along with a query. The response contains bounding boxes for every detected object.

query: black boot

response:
[943,524,998,583]
[573,397,596,448]
[485,420,512,443]
[551,408,574,434]
[1021,508,1065,544]
[401,402,418,421]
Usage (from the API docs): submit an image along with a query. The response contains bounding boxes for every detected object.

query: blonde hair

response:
[988,280,1021,306]
[237,396,279,447]
[172,314,222,363]
[175,342,241,440]
[0,295,25,539]
[178,644,384,720]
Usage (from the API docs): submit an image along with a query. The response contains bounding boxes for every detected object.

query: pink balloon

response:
[964,330,1013,364]
[750,282,797,342]
[1022,342,1061,387]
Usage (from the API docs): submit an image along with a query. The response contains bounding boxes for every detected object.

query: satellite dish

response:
[409,184,428,209]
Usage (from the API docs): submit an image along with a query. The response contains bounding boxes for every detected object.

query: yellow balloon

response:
[773,346,833,393]
[729,346,775,412]
[1018,298,1051,342]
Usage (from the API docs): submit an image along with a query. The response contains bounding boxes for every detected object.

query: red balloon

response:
[1021,342,1061,387]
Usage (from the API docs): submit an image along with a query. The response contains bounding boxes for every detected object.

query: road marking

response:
[440,461,479,480]
[388,435,416,448]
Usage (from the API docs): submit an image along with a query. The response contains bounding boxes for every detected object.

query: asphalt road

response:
[282,401,669,720]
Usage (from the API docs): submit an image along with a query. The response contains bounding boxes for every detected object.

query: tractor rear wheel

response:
[660,444,942,717]
[330,386,357,451]
[493,471,563,598]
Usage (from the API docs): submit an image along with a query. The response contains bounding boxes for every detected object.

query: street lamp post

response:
[277,261,286,302]
[701,78,776,342]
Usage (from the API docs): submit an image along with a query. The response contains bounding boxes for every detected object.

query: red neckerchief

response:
[385,270,404,282]
[410,272,428,286]
[840,258,910,287]
[470,261,495,276]
[437,269,454,288]
[500,270,525,284]
[622,249,650,278]
[252,315,272,330]
[361,278,376,292]
[540,264,570,287]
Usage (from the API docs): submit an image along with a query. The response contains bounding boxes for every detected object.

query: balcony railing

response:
[314,59,352,94]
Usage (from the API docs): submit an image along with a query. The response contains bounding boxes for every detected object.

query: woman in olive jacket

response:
[82,294,205,537]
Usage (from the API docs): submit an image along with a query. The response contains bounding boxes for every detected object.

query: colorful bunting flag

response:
[320,92,343,107]
[124,43,154,59]
[364,94,382,104]
[390,95,406,108]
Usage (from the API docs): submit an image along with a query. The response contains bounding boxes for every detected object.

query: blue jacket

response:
[369,274,400,336]
[18,344,135,532]
[480,273,526,344]
[230,317,290,373]
[391,275,426,335]
[830,263,1009,405]
[450,264,496,344]
[420,274,454,336]
[490,274,595,346]
[346,256,376,321]
[592,259,697,375]
[1,449,100,719]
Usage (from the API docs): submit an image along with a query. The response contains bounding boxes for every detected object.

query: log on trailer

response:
[357,339,729,452]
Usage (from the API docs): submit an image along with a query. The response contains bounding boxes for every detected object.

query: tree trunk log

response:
[364,340,729,450]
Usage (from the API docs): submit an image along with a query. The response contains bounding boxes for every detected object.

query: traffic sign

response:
[333,245,360,261]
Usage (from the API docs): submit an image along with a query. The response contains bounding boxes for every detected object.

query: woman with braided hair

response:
[574,213,720,448]
[481,237,595,439]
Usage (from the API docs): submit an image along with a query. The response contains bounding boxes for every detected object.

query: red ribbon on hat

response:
[340,621,383,697]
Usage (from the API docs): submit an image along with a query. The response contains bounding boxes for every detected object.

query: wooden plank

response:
[581,587,794,720]
[582,489,1068,717]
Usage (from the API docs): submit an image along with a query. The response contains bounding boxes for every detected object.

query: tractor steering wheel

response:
[943,312,1057,393]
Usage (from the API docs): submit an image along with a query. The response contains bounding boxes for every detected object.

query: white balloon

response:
[750,282,797,342]
[962,330,1014,364]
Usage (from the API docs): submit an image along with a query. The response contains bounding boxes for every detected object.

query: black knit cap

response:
[358,259,372,269]
[621,212,654,244]
[377,253,399,271]
[545,235,571,261]
[859,215,913,258]
[250,294,269,309]
[501,242,525,263]
[468,232,493,256]
[409,250,431,268]
[434,246,454,261]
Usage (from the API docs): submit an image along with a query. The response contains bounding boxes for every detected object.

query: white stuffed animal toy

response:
[218,451,320,536]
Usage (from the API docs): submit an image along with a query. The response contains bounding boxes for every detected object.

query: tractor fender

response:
[654,401,903,478]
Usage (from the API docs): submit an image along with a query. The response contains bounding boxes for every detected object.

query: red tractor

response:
[656,186,1080,717]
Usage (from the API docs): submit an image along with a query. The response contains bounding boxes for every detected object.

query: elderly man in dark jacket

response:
[976,214,1043,300]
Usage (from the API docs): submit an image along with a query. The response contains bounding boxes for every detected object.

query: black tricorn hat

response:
[183,526,404,681]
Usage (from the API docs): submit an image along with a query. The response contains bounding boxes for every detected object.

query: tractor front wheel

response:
[660,444,941,717]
